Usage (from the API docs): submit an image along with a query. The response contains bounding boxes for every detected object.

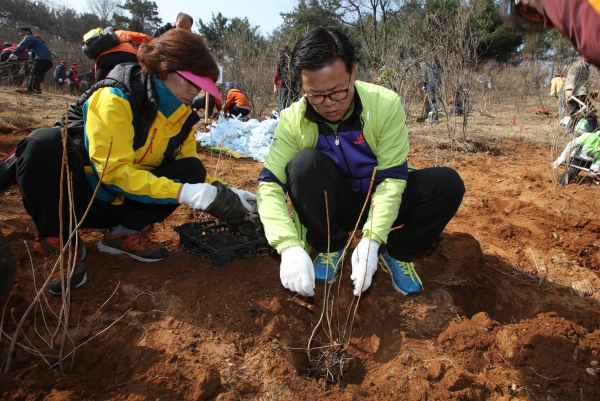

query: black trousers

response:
[95,52,138,81]
[285,149,465,262]
[16,128,206,239]
[191,93,216,115]
[28,59,53,92]
[229,104,250,117]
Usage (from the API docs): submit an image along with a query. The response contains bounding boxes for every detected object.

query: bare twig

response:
[4,136,114,373]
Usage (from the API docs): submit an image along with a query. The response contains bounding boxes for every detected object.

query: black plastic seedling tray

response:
[174,219,269,269]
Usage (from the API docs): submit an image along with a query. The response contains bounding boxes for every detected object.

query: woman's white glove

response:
[552,156,566,169]
[351,239,380,296]
[230,188,257,212]
[178,183,217,209]
[280,246,314,297]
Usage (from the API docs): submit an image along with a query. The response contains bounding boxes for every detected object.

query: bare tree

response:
[86,0,121,27]
[339,0,398,67]
[221,24,276,118]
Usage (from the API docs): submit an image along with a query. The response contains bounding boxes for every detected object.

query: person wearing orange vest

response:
[224,84,251,119]
[95,30,152,81]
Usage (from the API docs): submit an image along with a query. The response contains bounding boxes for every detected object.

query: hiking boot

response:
[427,119,439,125]
[378,252,422,295]
[314,248,345,284]
[98,226,168,262]
[33,237,87,295]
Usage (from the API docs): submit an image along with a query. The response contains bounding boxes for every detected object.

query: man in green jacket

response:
[256,28,465,298]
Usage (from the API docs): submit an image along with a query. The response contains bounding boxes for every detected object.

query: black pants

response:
[191,93,216,115]
[28,59,52,92]
[229,104,250,118]
[285,149,465,262]
[16,128,206,239]
[95,52,138,81]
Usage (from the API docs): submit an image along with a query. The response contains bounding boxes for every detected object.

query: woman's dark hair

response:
[291,27,356,75]
[137,29,219,81]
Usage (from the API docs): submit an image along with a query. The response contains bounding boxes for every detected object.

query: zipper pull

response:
[334,133,340,146]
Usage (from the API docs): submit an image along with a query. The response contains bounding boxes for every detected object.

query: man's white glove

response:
[8,54,18,61]
[280,246,314,297]
[59,78,63,83]
[178,183,217,209]
[230,187,257,212]
[552,156,566,169]
[351,239,380,296]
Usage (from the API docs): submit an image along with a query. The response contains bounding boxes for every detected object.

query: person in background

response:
[256,27,464,298]
[550,71,565,117]
[224,84,251,119]
[53,60,67,93]
[153,12,194,38]
[7,27,53,94]
[95,30,152,81]
[552,130,600,186]
[564,57,597,134]
[85,70,95,87]
[502,0,600,68]
[191,89,222,116]
[15,29,255,295]
[274,46,293,112]
[420,60,441,124]
[67,63,81,95]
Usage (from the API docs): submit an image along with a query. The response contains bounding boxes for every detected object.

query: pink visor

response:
[177,70,222,101]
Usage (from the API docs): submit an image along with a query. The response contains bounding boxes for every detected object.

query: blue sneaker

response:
[378,252,422,295]
[313,248,344,284]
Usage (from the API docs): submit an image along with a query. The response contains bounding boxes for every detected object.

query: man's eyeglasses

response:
[304,79,352,105]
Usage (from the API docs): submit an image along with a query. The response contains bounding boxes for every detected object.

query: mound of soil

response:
[0,88,599,400]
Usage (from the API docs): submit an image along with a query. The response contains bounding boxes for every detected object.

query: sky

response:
[61,0,296,36]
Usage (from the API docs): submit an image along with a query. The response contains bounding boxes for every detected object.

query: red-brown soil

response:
[0,87,599,400]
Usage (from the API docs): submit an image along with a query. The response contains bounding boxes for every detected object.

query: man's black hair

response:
[291,27,356,75]
[19,27,32,34]
[176,12,193,26]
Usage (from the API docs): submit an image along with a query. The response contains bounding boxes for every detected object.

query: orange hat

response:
[71,62,79,68]
[60,60,67,66]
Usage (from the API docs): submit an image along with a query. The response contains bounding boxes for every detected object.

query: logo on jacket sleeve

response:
[354,133,366,145]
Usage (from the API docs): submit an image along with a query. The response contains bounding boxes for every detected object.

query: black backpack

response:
[82,27,121,59]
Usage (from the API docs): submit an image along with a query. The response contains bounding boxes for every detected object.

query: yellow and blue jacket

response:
[56,63,215,206]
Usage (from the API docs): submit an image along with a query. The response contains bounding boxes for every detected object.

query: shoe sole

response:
[98,241,166,262]
[378,256,420,296]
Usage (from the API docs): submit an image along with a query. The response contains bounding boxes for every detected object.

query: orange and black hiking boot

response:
[33,237,87,295]
[98,226,168,262]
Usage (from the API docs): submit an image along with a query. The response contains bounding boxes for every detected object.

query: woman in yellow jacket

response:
[15,30,256,294]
